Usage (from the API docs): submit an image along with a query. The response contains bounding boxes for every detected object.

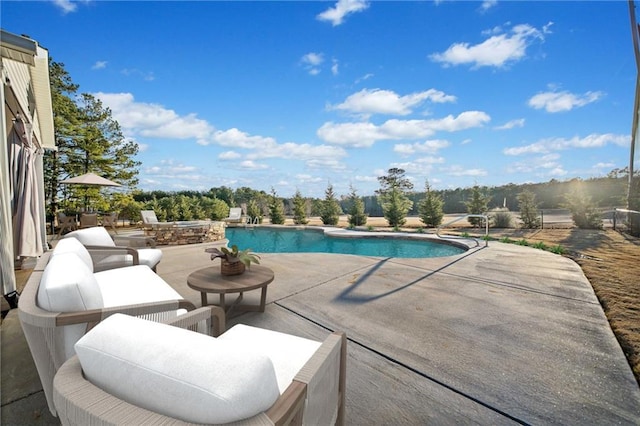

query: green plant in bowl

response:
[206,245,261,267]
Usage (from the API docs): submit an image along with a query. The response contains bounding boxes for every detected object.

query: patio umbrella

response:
[60,172,122,187]
[60,172,121,211]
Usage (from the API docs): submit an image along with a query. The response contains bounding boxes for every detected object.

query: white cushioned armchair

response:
[18,240,197,417]
[53,308,347,425]
[64,226,162,272]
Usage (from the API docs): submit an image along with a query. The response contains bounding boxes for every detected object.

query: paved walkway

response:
[2,236,640,424]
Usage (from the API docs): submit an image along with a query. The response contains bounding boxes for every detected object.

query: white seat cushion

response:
[218,324,321,393]
[94,265,181,307]
[65,227,115,247]
[52,237,94,272]
[74,314,280,424]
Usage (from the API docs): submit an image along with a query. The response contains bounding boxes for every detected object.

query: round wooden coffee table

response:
[187,264,274,318]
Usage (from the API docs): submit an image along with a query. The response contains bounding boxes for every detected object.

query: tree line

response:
[44,59,638,235]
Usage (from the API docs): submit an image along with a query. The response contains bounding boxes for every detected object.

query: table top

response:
[187,264,274,294]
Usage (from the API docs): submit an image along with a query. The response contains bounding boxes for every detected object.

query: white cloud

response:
[442,165,488,177]
[480,0,497,12]
[354,175,378,183]
[332,59,339,76]
[94,92,214,143]
[145,160,200,179]
[92,61,107,70]
[430,23,549,68]
[506,153,562,173]
[528,90,604,113]
[504,133,628,156]
[301,52,324,75]
[218,151,242,160]
[211,128,277,149]
[240,160,269,170]
[248,142,346,161]
[355,73,374,84]
[393,139,450,155]
[317,0,369,26]
[330,88,456,117]
[317,111,490,147]
[295,174,325,183]
[494,118,525,130]
[53,0,77,13]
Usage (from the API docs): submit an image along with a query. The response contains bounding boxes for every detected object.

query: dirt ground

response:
[300,216,640,384]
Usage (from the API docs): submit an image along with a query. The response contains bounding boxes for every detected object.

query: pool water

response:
[225,227,465,258]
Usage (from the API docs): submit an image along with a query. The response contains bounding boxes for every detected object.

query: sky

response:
[2,0,639,198]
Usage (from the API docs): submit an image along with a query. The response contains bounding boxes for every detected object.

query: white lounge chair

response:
[224,207,243,224]
[64,226,162,272]
[53,308,346,425]
[18,243,197,417]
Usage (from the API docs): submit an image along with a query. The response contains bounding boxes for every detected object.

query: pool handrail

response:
[436,214,489,247]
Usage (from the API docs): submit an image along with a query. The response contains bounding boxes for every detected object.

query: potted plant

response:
[205,245,261,276]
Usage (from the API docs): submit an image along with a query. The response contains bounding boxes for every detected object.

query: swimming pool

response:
[225,227,466,258]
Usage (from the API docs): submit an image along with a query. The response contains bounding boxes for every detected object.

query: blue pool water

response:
[225,227,465,258]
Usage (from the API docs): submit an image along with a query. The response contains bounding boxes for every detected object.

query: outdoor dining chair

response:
[79,213,98,228]
[57,213,77,235]
[100,212,118,233]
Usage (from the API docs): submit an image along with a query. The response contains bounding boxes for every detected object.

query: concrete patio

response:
[2,236,640,425]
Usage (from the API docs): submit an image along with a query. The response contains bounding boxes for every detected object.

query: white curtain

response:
[9,120,44,260]
[0,124,16,296]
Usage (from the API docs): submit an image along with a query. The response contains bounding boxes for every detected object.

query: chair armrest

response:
[265,381,307,426]
[85,245,140,268]
[113,235,157,248]
[163,306,226,337]
[55,299,196,329]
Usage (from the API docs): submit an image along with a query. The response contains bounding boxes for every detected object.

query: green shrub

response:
[531,241,547,250]
[563,191,603,229]
[491,210,514,228]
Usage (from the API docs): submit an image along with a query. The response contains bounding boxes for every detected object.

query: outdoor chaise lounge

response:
[53,308,346,425]
[64,226,162,272]
[18,239,196,417]
[223,207,244,224]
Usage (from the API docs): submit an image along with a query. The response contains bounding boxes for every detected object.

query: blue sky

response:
[2,0,637,198]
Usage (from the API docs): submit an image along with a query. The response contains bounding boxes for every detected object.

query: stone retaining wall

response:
[144,221,225,245]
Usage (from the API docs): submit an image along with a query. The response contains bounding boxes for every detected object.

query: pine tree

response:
[268,188,285,224]
[46,61,140,213]
[246,199,263,223]
[465,185,489,227]
[517,190,541,229]
[320,183,341,225]
[292,190,308,225]
[346,185,367,227]
[376,168,413,228]
[418,180,444,227]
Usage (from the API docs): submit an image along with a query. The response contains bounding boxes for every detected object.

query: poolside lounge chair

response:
[18,244,196,417]
[53,308,346,425]
[57,212,77,235]
[224,207,243,224]
[64,226,162,272]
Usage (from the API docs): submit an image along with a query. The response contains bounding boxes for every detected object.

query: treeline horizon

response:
[133,175,630,217]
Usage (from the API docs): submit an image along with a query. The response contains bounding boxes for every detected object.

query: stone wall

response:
[144,221,225,245]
